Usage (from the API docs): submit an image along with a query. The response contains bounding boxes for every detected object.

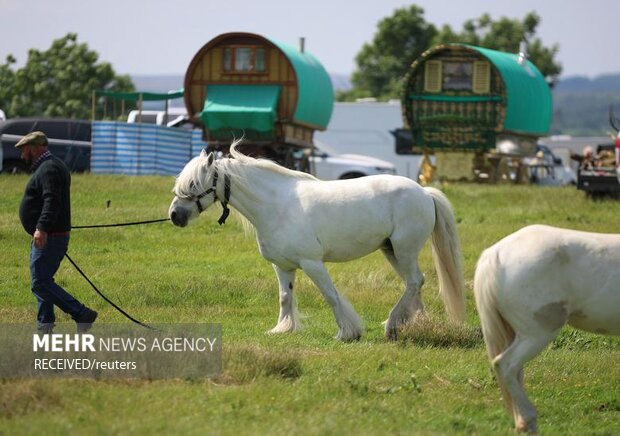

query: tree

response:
[340,9,562,101]
[339,5,437,101]
[0,33,134,119]
[434,12,562,85]
[0,54,17,112]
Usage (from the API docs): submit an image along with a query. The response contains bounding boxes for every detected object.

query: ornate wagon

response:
[399,44,552,181]
[184,32,333,167]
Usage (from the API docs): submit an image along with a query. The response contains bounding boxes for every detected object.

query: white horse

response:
[169,142,465,341]
[474,224,620,433]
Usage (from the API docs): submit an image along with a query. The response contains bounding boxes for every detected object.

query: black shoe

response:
[75,308,98,333]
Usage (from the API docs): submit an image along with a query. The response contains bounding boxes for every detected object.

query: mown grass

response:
[1,174,619,435]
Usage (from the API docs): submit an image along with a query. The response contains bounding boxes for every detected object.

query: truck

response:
[576,107,620,198]
[576,143,620,197]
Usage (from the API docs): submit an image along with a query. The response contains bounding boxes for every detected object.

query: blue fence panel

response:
[191,130,210,158]
[92,122,201,175]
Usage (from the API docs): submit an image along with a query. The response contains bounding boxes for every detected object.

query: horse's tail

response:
[424,187,466,323]
[473,246,516,411]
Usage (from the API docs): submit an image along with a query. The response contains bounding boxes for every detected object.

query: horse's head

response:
[169,149,219,227]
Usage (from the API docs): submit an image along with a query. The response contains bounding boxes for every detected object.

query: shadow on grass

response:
[398,313,483,349]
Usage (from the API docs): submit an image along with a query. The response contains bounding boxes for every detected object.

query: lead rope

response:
[64,252,157,330]
[66,170,232,329]
[71,218,168,229]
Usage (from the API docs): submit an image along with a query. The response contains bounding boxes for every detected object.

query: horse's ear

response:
[199,148,214,166]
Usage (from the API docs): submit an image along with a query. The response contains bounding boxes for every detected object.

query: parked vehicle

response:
[0,118,92,174]
[315,102,424,180]
[310,142,396,180]
[127,108,188,127]
[575,108,620,197]
[576,143,620,197]
[523,144,577,186]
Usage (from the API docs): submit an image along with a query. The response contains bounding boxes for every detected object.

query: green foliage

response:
[434,12,562,85]
[0,176,619,433]
[0,54,17,109]
[342,9,562,101]
[0,33,135,119]
[343,5,437,101]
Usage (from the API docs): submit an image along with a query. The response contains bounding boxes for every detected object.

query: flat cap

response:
[15,131,48,148]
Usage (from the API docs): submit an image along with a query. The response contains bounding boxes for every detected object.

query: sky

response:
[1,0,619,79]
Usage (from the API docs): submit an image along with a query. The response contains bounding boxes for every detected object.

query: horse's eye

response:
[189,181,196,190]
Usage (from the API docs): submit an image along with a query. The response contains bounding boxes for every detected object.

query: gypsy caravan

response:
[184,32,334,168]
[399,44,552,181]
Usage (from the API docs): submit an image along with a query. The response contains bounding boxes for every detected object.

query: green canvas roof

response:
[268,38,334,129]
[463,44,552,136]
[201,85,281,132]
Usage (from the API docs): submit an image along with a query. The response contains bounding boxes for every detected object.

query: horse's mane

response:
[226,140,318,181]
[173,154,207,198]
[173,139,317,198]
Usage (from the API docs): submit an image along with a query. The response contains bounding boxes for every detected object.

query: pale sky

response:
[1,0,618,78]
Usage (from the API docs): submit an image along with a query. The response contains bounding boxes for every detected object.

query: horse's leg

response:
[299,259,363,341]
[268,265,300,334]
[382,241,425,341]
[493,331,558,433]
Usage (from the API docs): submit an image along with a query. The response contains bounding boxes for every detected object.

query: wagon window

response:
[235,48,252,71]
[442,62,473,91]
[223,48,232,72]
[255,48,266,72]
[222,46,267,73]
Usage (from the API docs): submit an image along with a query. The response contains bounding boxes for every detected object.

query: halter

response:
[192,169,231,225]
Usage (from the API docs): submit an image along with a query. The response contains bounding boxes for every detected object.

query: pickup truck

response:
[576,143,620,198]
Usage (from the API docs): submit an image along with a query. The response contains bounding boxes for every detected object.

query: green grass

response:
[1,174,619,435]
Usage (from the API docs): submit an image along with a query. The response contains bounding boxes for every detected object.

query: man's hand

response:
[33,229,48,248]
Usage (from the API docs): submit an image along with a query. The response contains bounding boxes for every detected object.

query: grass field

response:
[1,174,619,435]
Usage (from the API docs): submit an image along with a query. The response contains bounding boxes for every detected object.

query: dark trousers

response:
[30,234,85,328]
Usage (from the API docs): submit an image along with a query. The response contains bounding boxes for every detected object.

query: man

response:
[17,131,97,333]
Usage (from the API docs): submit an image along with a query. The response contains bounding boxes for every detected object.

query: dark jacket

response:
[19,155,71,235]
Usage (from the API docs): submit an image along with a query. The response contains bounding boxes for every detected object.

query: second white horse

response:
[474,224,620,433]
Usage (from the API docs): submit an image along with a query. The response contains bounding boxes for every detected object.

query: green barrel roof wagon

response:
[401,43,552,154]
[184,32,334,158]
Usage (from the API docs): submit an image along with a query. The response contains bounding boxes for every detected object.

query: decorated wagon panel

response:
[402,44,551,153]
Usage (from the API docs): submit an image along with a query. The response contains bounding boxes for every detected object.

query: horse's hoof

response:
[336,331,362,342]
[385,331,398,342]
[516,418,538,434]
[385,328,398,341]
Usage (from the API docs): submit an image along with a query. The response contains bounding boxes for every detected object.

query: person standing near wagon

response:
[16,131,98,333]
